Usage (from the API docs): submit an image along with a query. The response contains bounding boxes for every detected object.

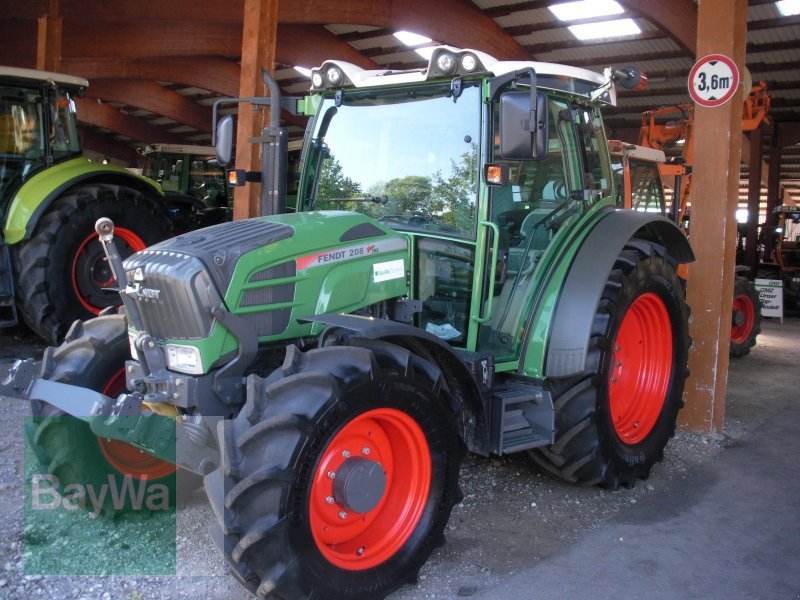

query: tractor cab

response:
[0,67,85,216]
[291,49,624,364]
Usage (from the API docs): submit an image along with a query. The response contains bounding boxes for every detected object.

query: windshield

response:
[0,84,80,213]
[302,82,481,238]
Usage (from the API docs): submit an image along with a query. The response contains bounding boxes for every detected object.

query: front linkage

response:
[0,218,219,476]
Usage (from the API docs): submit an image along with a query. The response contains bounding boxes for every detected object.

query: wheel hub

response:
[309,408,431,570]
[732,309,744,327]
[332,457,387,514]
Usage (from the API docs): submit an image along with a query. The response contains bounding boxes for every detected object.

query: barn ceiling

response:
[1,0,799,199]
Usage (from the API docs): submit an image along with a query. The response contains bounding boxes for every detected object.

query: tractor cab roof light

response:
[427,47,490,79]
[309,62,356,90]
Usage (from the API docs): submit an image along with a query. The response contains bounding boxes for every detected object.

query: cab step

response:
[490,383,554,455]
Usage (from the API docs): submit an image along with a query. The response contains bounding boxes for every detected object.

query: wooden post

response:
[36,0,62,72]
[681,0,747,432]
[744,125,763,274]
[763,123,783,261]
[232,0,279,220]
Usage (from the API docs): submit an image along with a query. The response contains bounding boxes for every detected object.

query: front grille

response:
[124,251,222,340]
[238,261,296,336]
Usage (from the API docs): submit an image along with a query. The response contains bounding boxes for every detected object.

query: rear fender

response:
[538,210,694,378]
[3,157,163,244]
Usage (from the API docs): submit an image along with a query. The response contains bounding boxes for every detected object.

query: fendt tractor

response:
[1,47,694,599]
[0,67,172,344]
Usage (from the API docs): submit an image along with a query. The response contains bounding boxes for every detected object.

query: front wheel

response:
[530,240,691,489]
[205,340,464,599]
[24,315,179,516]
[14,183,171,344]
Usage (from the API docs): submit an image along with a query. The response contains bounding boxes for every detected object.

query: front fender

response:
[541,210,693,378]
[3,157,163,244]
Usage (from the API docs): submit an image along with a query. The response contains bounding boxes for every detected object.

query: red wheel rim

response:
[71,227,147,315]
[730,294,755,344]
[608,292,673,445]
[96,368,177,480]
[309,408,431,570]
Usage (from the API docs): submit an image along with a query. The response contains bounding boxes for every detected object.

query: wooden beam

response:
[281,0,530,60]
[764,124,784,260]
[0,20,39,67]
[62,21,243,58]
[58,0,244,22]
[62,56,241,96]
[276,25,378,69]
[745,125,764,273]
[233,0,278,220]
[681,0,747,433]
[75,98,188,145]
[86,79,212,133]
[36,0,62,72]
[780,121,800,148]
[78,124,139,165]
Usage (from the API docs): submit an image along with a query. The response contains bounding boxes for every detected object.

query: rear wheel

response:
[529,241,690,489]
[729,275,761,358]
[205,340,464,599]
[24,315,179,516]
[14,183,171,344]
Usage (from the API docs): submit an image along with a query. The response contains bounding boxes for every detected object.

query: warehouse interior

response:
[0,0,798,598]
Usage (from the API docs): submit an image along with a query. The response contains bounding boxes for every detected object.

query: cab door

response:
[477,95,582,361]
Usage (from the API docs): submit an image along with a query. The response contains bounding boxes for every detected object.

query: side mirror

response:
[499,91,548,160]
[215,115,234,167]
[615,66,647,92]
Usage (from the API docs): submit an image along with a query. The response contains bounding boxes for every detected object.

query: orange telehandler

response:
[609,81,771,356]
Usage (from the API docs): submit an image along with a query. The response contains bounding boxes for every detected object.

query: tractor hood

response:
[122,211,410,347]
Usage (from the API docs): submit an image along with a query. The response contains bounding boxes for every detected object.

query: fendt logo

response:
[126,282,161,300]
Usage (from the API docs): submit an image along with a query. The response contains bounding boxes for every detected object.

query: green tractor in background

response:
[2,48,694,598]
[140,143,233,232]
[139,140,304,227]
[0,66,171,344]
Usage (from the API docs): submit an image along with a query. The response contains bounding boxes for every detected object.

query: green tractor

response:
[140,143,233,231]
[2,47,693,598]
[0,66,171,344]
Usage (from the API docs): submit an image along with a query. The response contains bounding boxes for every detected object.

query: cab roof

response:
[0,66,88,90]
[310,46,618,105]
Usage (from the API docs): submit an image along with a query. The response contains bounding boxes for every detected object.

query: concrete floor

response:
[0,318,798,599]
[476,317,800,599]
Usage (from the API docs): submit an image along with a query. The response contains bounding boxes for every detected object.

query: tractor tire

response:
[24,314,180,516]
[729,275,762,358]
[205,339,464,599]
[529,240,690,489]
[14,183,171,344]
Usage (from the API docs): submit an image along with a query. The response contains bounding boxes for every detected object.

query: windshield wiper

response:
[311,195,389,205]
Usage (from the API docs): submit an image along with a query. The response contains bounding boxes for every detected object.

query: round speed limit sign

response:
[688,54,740,107]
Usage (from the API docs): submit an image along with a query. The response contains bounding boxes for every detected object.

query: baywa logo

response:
[31,473,170,518]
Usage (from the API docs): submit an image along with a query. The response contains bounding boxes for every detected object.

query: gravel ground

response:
[0,318,794,600]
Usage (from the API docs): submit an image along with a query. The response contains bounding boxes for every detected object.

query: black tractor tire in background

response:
[729,275,762,358]
[24,315,180,516]
[530,240,691,490]
[14,183,172,344]
[205,340,465,599]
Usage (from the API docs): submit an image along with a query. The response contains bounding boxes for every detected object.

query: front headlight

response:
[165,344,204,375]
